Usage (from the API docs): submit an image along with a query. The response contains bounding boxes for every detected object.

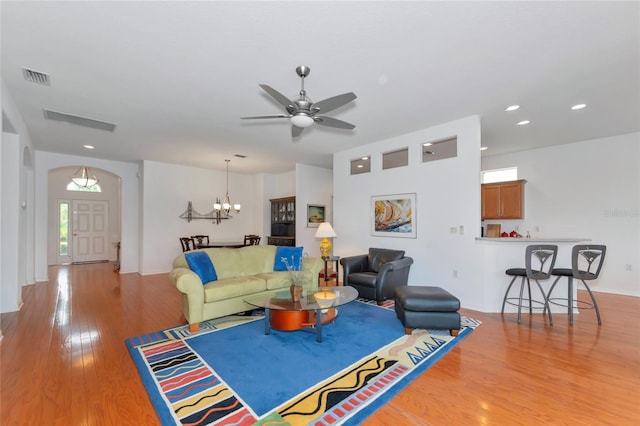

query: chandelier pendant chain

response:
[224,159,231,215]
[213,159,240,224]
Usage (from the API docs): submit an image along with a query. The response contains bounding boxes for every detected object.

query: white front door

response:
[72,200,109,263]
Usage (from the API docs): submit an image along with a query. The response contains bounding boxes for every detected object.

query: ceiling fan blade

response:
[311,92,357,114]
[292,125,304,138]
[259,84,295,111]
[241,114,290,119]
[314,116,356,130]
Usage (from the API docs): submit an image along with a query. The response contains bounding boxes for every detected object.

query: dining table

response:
[197,241,245,249]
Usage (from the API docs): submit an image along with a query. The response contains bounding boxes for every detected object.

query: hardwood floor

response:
[1,262,638,425]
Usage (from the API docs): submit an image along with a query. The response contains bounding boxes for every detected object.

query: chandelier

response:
[70,166,98,188]
[213,159,240,223]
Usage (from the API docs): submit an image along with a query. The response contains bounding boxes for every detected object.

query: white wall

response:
[295,164,333,258]
[139,160,261,275]
[333,116,485,310]
[1,132,21,312]
[35,152,140,279]
[0,130,3,314]
[2,78,35,314]
[482,132,640,296]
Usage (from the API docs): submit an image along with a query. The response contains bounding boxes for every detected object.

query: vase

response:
[290,284,303,302]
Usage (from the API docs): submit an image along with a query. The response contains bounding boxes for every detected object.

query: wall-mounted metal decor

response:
[179,201,229,225]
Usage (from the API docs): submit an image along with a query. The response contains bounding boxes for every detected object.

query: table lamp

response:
[314,222,337,259]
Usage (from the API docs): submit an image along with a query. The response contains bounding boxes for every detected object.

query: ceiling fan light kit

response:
[242,65,357,137]
[290,114,314,128]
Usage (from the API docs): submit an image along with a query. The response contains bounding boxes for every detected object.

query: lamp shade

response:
[314,222,337,239]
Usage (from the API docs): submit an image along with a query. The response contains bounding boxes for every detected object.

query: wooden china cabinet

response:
[267,196,296,246]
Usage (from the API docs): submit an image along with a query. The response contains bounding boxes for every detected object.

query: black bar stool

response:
[501,245,558,324]
[546,245,606,325]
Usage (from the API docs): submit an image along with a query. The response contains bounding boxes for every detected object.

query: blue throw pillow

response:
[185,251,218,284]
[274,246,304,271]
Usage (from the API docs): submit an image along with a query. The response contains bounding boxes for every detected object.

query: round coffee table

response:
[244,286,358,342]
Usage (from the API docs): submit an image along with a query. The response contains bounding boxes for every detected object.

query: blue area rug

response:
[126,299,480,425]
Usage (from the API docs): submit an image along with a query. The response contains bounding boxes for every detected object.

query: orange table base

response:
[270,308,337,331]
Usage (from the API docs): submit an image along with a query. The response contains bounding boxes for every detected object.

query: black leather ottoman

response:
[395,286,461,336]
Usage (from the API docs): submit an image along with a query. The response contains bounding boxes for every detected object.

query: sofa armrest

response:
[376,256,414,300]
[170,267,206,325]
[378,257,413,275]
[302,256,324,288]
[340,254,368,282]
[170,267,204,294]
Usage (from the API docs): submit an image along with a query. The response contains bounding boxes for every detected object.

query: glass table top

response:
[244,286,358,311]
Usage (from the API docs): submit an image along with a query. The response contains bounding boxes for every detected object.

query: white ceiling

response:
[2,1,638,174]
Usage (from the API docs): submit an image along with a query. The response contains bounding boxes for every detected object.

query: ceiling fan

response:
[241,66,357,137]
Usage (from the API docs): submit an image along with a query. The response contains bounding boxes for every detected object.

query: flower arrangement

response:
[281,254,306,286]
[281,254,308,301]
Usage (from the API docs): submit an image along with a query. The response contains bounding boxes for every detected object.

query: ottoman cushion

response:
[395,286,460,312]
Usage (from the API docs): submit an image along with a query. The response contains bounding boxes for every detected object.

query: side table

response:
[322,256,340,286]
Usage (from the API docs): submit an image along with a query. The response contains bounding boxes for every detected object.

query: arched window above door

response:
[66,181,102,192]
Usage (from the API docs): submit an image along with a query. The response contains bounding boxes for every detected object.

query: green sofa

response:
[170,245,323,332]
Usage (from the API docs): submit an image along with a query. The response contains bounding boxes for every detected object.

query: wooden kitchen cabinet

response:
[481,180,526,220]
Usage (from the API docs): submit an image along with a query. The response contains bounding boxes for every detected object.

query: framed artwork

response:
[371,193,416,238]
[307,204,325,227]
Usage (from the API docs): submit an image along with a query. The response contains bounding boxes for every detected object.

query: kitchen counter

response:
[476,237,590,313]
[476,237,590,243]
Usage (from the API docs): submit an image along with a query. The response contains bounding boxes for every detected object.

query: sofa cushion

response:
[203,276,267,302]
[395,286,460,312]
[368,248,405,273]
[185,251,218,284]
[346,272,378,288]
[237,245,278,275]
[205,248,243,279]
[274,246,304,271]
[255,272,294,290]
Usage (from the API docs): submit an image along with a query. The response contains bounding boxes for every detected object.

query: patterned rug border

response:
[126,299,480,425]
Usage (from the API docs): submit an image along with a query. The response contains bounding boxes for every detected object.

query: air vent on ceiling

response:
[43,110,116,132]
[22,68,50,86]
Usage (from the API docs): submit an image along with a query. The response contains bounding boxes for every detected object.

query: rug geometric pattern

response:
[126,299,480,425]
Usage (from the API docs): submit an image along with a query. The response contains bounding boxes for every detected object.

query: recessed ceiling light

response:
[361,156,368,160]
[505,105,520,112]
[516,120,530,126]
[571,104,587,110]
[83,145,94,149]
[423,142,433,147]
[357,164,363,168]
[480,146,488,151]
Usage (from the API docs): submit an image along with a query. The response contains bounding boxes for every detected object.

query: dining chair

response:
[501,245,557,325]
[179,237,196,252]
[191,235,209,246]
[243,234,261,246]
[546,244,606,325]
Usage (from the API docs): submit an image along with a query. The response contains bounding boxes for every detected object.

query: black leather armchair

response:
[340,248,413,305]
